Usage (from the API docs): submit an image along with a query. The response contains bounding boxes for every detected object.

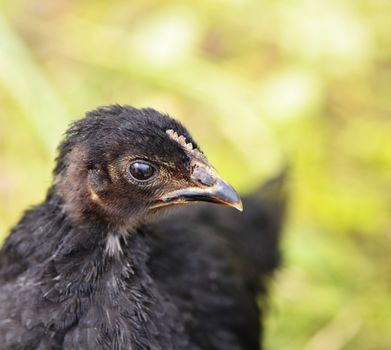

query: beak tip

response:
[236,201,244,212]
[220,183,243,212]
[229,199,243,212]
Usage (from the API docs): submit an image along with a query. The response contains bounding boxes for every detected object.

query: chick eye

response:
[128,161,157,182]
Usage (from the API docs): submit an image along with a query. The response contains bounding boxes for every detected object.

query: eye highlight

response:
[128,161,157,183]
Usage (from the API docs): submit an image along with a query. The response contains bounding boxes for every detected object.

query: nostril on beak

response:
[191,166,217,187]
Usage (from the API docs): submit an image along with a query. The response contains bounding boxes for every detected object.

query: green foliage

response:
[0,0,390,348]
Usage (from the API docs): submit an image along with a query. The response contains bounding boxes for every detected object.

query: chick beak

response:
[151,163,243,212]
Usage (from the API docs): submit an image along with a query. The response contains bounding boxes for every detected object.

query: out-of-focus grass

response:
[0,1,390,349]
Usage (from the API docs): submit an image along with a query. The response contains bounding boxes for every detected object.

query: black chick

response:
[0,105,285,350]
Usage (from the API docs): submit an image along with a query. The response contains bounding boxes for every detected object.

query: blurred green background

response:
[1,0,390,349]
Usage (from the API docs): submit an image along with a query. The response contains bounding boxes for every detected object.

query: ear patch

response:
[166,129,206,161]
[87,169,110,191]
